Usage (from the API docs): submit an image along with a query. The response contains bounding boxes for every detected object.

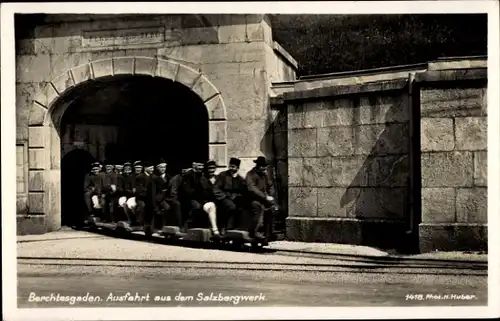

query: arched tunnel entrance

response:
[57,75,210,226]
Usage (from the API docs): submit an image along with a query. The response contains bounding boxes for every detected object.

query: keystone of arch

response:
[28,57,227,127]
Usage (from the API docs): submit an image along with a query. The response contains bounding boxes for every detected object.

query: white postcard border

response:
[2,1,499,320]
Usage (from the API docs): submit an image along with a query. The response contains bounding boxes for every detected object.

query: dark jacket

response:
[117,173,135,198]
[134,172,154,204]
[152,173,173,203]
[83,173,103,194]
[245,167,275,203]
[169,174,183,201]
[180,170,215,204]
[100,171,118,194]
[213,170,247,202]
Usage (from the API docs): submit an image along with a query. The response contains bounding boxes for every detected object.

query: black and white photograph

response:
[2,1,499,320]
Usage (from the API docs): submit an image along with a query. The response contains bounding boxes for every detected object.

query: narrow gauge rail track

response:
[18,225,488,272]
[21,226,486,270]
[17,257,487,276]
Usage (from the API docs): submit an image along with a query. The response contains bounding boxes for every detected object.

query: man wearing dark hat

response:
[83,161,104,221]
[117,161,135,222]
[203,160,221,236]
[114,163,124,175]
[245,156,276,240]
[100,161,119,222]
[168,167,191,231]
[152,158,183,229]
[133,160,144,175]
[180,160,221,237]
[170,168,191,202]
[124,160,143,217]
[134,160,155,229]
[213,157,247,232]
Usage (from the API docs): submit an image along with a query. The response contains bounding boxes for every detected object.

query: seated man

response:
[125,160,144,219]
[83,161,104,221]
[245,156,276,240]
[134,161,155,229]
[114,164,124,175]
[117,161,135,222]
[213,157,247,232]
[100,161,118,222]
[180,160,221,238]
[133,160,144,175]
[169,167,191,231]
[152,158,182,229]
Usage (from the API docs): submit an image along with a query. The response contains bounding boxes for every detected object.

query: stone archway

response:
[27,57,228,232]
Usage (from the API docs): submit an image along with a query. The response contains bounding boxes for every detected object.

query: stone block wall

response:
[284,82,411,250]
[272,65,488,253]
[417,69,488,252]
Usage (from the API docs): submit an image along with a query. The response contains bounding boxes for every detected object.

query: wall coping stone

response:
[273,41,299,70]
[270,57,488,105]
[298,62,427,81]
[271,78,408,105]
[414,68,487,84]
[271,66,488,106]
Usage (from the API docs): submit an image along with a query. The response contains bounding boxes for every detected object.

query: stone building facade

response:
[15,14,487,253]
[16,14,297,235]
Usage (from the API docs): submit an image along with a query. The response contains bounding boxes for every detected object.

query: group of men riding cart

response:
[81,156,277,241]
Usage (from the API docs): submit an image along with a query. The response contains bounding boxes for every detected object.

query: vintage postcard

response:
[2,1,499,320]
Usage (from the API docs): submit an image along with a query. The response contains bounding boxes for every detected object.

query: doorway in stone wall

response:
[57,75,210,226]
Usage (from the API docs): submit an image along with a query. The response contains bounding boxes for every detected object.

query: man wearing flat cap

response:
[180,160,221,238]
[100,160,119,222]
[83,161,105,221]
[114,163,124,176]
[177,161,203,230]
[124,160,143,221]
[152,158,183,229]
[117,161,135,222]
[213,157,247,232]
[132,160,143,175]
[245,156,276,240]
[168,167,191,231]
[133,160,155,228]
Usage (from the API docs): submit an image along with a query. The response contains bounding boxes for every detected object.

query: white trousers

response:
[118,196,128,207]
[126,197,137,210]
[202,202,216,214]
[203,202,219,233]
[91,195,101,209]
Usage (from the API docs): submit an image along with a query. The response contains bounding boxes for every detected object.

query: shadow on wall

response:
[260,107,288,234]
[338,92,411,252]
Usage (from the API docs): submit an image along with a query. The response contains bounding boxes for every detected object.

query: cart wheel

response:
[231,241,243,250]
[115,226,127,238]
[251,242,262,251]
[89,221,98,231]
[144,226,153,239]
